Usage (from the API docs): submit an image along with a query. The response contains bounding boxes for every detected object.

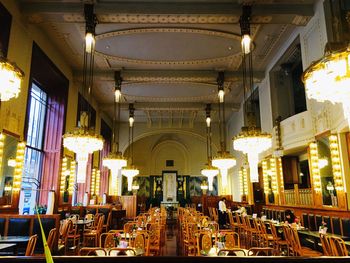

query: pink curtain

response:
[39,96,65,205]
[100,142,110,196]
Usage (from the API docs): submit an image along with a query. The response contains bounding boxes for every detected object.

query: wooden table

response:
[0,243,17,255]
[0,236,30,255]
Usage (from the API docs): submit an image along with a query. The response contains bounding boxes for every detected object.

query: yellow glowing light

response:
[329,135,344,191]
[212,151,236,188]
[201,165,219,192]
[233,127,271,182]
[90,168,96,194]
[122,166,139,191]
[0,56,24,101]
[262,160,269,194]
[241,34,252,54]
[13,142,25,191]
[0,135,4,181]
[309,142,322,193]
[242,168,248,195]
[270,158,278,194]
[60,158,68,193]
[277,157,284,193]
[303,47,350,126]
[218,89,225,103]
[95,170,100,195]
[85,32,95,53]
[239,170,244,195]
[68,161,76,194]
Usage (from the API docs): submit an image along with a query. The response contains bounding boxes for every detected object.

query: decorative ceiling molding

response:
[21,2,314,25]
[95,27,242,41]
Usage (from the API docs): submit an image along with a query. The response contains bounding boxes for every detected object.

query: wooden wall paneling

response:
[120,195,136,218]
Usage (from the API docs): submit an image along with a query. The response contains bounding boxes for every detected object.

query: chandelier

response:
[103,71,127,195]
[0,53,24,101]
[232,5,271,183]
[211,72,236,191]
[302,44,350,125]
[201,104,219,192]
[122,104,139,191]
[63,4,104,183]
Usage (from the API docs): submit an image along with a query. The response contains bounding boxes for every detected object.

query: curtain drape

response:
[38,95,65,205]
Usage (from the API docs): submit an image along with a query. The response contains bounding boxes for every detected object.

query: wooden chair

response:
[329,236,348,256]
[58,219,70,253]
[100,232,118,248]
[25,235,38,256]
[134,231,150,256]
[248,247,275,256]
[66,219,80,254]
[78,247,106,256]
[289,227,322,256]
[319,234,332,256]
[222,231,240,249]
[196,231,212,256]
[228,212,239,233]
[270,223,289,255]
[102,212,112,232]
[83,215,105,247]
[47,228,57,253]
[217,248,246,256]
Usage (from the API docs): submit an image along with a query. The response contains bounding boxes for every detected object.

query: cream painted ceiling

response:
[19,0,316,126]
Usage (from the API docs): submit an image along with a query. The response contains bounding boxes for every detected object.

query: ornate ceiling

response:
[18,0,317,126]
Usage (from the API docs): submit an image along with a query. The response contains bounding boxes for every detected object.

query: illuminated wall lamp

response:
[309,142,322,193]
[13,142,25,191]
[329,135,344,191]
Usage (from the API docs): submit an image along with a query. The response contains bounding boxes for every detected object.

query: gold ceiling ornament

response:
[0,54,24,101]
[302,44,350,126]
[63,3,104,184]
[233,4,272,183]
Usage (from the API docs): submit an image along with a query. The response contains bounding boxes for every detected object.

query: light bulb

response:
[129,116,134,127]
[85,32,95,53]
[241,34,251,54]
[218,89,224,103]
[115,89,121,103]
[206,117,211,127]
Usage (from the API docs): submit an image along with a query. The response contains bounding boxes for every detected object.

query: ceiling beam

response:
[21,2,313,25]
[74,70,265,83]
[99,102,240,111]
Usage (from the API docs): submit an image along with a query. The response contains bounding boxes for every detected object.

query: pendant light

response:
[122,104,139,191]
[103,71,127,196]
[63,4,104,183]
[240,5,252,55]
[233,5,271,183]
[212,72,236,192]
[201,104,219,192]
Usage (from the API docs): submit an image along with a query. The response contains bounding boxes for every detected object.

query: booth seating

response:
[0,214,60,254]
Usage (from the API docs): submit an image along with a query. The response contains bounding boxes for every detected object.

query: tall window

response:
[23,83,47,197]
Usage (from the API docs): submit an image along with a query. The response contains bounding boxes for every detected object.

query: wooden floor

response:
[163,220,178,256]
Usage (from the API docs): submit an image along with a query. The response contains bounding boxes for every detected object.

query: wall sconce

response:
[12,142,25,191]
[262,160,270,194]
[68,161,76,194]
[90,168,96,194]
[329,135,344,191]
[270,158,278,194]
[60,157,68,194]
[277,157,284,193]
[309,142,322,193]
[95,170,100,196]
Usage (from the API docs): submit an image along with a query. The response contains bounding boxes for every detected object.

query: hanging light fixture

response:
[239,5,252,55]
[63,3,104,183]
[122,104,139,191]
[0,51,24,101]
[233,5,271,183]
[211,72,236,191]
[302,44,350,126]
[103,71,127,195]
[201,104,219,192]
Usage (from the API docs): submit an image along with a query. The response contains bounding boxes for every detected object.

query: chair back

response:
[47,228,57,252]
[196,231,212,255]
[224,232,240,249]
[134,231,150,255]
[319,233,332,256]
[329,236,348,256]
[25,234,38,256]
[100,232,116,248]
